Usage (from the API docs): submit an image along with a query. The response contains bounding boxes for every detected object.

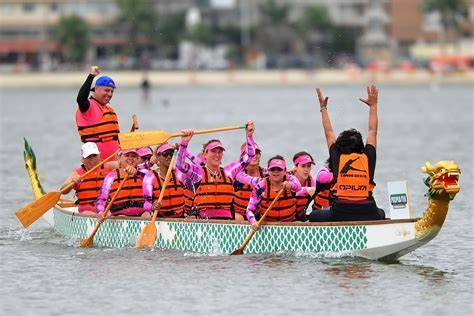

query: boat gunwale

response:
[55,206,419,227]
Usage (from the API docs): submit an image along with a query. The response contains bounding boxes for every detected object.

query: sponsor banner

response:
[387,181,411,219]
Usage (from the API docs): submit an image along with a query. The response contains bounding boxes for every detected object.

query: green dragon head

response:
[422,161,461,200]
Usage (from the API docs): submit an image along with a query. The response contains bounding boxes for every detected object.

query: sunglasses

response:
[269,167,284,172]
[160,150,174,157]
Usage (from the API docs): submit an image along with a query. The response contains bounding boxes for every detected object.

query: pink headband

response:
[294,155,315,166]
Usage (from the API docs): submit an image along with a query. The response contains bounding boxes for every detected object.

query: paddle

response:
[80,174,129,248]
[119,125,246,150]
[136,150,177,249]
[16,150,118,228]
[130,114,139,132]
[230,188,284,255]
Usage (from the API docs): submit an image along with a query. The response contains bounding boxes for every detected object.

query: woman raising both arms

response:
[309,85,385,222]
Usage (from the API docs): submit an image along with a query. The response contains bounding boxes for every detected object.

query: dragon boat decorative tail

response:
[415,160,461,241]
[24,138,45,200]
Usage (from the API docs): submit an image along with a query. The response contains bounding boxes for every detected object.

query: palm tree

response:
[53,15,90,65]
[422,0,468,47]
[115,0,159,60]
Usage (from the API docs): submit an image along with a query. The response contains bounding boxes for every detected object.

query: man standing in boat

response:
[76,65,120,161]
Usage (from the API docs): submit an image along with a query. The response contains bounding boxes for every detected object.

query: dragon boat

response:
[22,140,461,261]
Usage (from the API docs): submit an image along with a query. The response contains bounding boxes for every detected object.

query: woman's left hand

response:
[246,120,255,136]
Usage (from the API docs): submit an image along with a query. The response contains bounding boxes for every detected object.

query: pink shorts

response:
[78,204,97,214]
[111,207,145,217]
[199,208,233,220]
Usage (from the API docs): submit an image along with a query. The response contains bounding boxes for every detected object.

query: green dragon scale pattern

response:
[55,210,367,254]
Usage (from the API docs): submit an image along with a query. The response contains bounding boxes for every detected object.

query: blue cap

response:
[95,76,116,89]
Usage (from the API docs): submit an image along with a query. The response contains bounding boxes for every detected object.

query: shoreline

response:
[0,69,473,88]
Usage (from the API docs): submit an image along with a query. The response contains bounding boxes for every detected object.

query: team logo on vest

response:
[340,157,366,176]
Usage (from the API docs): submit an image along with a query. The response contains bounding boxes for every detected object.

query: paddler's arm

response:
[176,130,203,185]
[316,88,336,149]
[285,174,302,193]
[95,171,116,214]
[315,166,333,184]
[245,180,265,230]
[359,85,378,148]
[76,66,100,113]
[142,171,155,213]
[224,120,257,180]
[60,170,81,194]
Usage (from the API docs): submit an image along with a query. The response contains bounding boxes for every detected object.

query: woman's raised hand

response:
[246,120,255,137]
[359,85,378,107]
[316,88,329,110]
[180,129,194,145]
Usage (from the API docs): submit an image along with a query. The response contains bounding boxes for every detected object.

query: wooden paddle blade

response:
[119,130,172,149]
[16,191,62,228]
[230,247,244,256]
[135,222,158,249]
[79,235,95,248]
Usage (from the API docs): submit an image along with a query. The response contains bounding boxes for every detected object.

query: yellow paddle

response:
[136,150,178,249]
[16,150,118,228]
[119,125,246,149]
[80,173,128,248]
[230,189,284,255]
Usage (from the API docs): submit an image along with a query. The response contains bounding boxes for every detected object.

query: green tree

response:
[422,0,468,42]
[259,0,290,26]
[298,5,332,31]
[184,23,215,46]
[53,15,90,65]
[115,0,159,58]
[257,0,293,58]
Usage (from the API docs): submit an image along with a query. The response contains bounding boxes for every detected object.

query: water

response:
[0,84,473,314]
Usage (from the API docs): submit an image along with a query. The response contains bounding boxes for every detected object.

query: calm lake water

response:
[0,84,472,315]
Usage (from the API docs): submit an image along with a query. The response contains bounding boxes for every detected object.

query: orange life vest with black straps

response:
[194,167,235,211]
[109,170,144,212]
[258,177,296,222]
[183,188,195,216]
[313,183,331,210]
[76,98,120,143]
[75,164,109,206]
[152,169,185,218]
[331,153,373,200]
[233,167,264,216]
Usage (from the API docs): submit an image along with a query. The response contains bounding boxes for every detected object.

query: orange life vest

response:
[152,170,185,218]
[76,98,120,143]
[332,153,373,200]
[313,183,331,210]
[258,177,296,222]
[75,164,109,207]
[233,167,264,216]
[109,170,144,213]
[194,167,235,211]
[183,188,195,216]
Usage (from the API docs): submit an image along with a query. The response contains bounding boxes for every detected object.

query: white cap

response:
[81,142,100,158]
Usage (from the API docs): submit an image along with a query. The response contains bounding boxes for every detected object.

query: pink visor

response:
[294,154,315,166]
[268,159,286,170]
[156,143,174,154]
[121,149,139,156]
[137,147,153,157]
[205,140,225,152]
